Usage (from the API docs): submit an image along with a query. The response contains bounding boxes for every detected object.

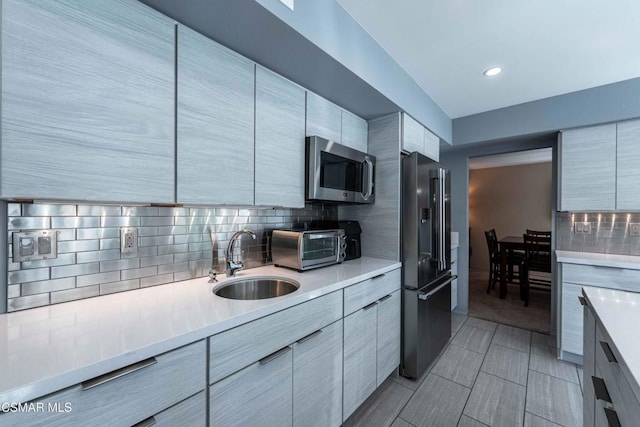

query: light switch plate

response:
[574,222,592,234]
[12,229,58,262]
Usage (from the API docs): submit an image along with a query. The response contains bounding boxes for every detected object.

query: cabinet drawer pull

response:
[81,357,157,391]
[132,416,157,427]
[259,346,291,365]
[379,294,393,302]
[592,376,612,403]
[578,296,587,306]
[600,341,618,363]
[371,273,385,280]
[363,301,378,311]
[297,329,323,344]
[603,407,621,427]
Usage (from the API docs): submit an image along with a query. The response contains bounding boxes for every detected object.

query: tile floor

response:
[343,314,582,427]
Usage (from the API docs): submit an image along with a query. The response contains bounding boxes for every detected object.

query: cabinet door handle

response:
[603,407,621,427]
[132,416,157,427]
[363,301,378,311]
[259,346,292,365]
[600,341,618,364]
[371,273,385,280]
[379,294,393,303]
[592,376,612,403]
[297,329,323,344]
[81,357,157,391]
[578,296,587,306]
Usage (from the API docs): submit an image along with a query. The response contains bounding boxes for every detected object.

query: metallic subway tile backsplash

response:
[556,212,640,255]
[6,203,337,311]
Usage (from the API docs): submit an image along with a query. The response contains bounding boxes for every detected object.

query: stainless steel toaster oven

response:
[271,229,346,271]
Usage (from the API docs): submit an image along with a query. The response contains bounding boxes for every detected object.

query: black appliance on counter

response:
[308,220,362,260]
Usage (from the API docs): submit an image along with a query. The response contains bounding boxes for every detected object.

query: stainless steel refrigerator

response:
[401,152,454,379]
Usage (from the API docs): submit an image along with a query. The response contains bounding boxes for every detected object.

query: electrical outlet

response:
[631,223,640,236]
[120,228,138,254]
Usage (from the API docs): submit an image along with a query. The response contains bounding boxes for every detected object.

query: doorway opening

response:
[467,148,553,334]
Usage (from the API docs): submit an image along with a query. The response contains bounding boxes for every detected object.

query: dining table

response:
[498,235,525,299]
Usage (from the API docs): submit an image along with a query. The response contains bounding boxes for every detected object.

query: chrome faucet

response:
[225,229,257,277]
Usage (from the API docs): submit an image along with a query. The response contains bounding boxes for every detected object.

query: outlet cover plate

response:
[120,228,138,254]
[631,223,640,236]
[574,222,592,234]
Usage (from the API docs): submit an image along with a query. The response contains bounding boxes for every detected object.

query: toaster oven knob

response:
[341,243,347,249]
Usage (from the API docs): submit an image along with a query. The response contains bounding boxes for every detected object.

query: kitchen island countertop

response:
[582,287,640,404]
[0,256,401,404]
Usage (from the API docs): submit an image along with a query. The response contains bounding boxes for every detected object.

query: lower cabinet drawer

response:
[344,268,400,316]
[0,341,206,427]
[210,345,293,427]
[209,290,342,384]
[150,391,206,427]
[595,326,640,425]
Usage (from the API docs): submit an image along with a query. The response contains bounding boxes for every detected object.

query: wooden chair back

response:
[523,234,551,273]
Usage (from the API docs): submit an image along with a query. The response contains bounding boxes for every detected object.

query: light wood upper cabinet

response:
[559,124,616,211]
[342,109,368,152]
[402,113,424,154]
[616,119,640,210]
[1,0,175,203]
[424,127,440,162]
[402,113,439,161]
[306,92,342,143]
[255,66,306,208]
[177,25,255,205]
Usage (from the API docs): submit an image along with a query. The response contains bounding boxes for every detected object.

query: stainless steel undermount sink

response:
[213,276,300,300]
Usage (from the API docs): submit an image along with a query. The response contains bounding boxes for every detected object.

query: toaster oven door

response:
[301,232,340,269]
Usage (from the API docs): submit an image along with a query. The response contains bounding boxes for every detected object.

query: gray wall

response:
[453,76,640,145]
[439,134,557,316]
[556,212,640,255]
[6,203,336,311]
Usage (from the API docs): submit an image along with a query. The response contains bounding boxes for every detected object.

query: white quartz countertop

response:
[582,287,640,403]
[0,257,401,404]
[556,250,640,270]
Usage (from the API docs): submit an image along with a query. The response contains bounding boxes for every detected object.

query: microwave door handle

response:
[361,156,374,200]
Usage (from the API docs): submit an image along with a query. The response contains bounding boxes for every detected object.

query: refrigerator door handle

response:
[439,168,447,271]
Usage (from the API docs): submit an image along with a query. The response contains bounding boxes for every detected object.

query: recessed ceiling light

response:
[483,67,502,77]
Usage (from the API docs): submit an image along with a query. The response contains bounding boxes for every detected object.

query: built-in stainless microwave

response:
[306,136,375,204]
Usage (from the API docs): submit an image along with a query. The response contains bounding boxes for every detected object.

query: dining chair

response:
[526,229,552,238]
[520,233,552,306]
[484,229,500,293]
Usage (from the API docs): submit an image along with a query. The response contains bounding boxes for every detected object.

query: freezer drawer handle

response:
[418,276,457,301]
[592,376,612,403]
[600,341,618,364]
[81,357,157,391]
[604,408,621,427]
[259,346,292,365]
[132,416,157,427]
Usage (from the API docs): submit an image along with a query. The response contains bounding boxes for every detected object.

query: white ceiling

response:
[469,148,552,170]
[336,0,640,118]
